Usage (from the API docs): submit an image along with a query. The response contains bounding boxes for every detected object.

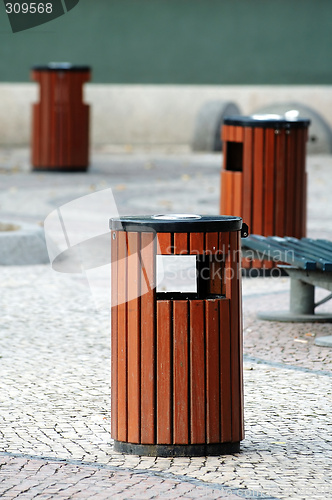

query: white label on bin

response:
[156,255,197,293]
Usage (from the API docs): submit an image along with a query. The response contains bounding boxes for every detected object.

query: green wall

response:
[1,0,332,84]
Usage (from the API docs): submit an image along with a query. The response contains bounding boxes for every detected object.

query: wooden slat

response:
[58,71,66,167]
[228,231,243,442]
[205,299,220,443]
[221,124,230,142]
[68,71,90,167]
[68,72,74,166]
[219,232,230,296]
[205,232,219,255]
[225,232,233,300]
[224,231,244,441]
[173,300,189,444]
[221,124,234,142]
[241,129,253,270]
[220,147,225,214]
[111,230,118,440]
[59,72,67,167]
[40,71,50,166]
[220,169,226,214]
[224,125,245,143]
[210,258,223,295]
[250,127,264,268]
[140,231,156,444]
[220,170,233,215]
[237,231,245,440]
[294,129,301,238]
[263,128,276,236]
[81,103,90,166]
[274,129,286,236]
[72,72,79,165]
[190,300,205,444]
[34,70,47,167]
[32,103,40,166]
[295,129,307,238]
[219,298,232,442]
[242,127,254,231]
[127,232,141,443]
[252,127,264,235]
[48,72,55,166]
[77,71,90,166]
[174,233,188,254]
[117,231,128,442]
[222,137,227,171]
[232,171,243,218]
[190,233,204,254]
[285,129,296,236]
[234,126,244,142]
[219,231,230,256]
[242,255,252,270]
[69,72,77,166]
[262,128,276,269]
[49,71,56,167]
[292,129,299,238]
[302,171,307,238]
[52,71,58,166]
[67,73,72,165]
[157,300,172,444]
[157,233,172,254]
[205,233,222,295]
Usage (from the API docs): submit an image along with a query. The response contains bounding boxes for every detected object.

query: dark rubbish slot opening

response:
[225,141,243,172]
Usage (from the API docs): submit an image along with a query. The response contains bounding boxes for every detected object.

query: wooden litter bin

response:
[220,115,310,269]
[31,63,91,172]
[110,214,248,457]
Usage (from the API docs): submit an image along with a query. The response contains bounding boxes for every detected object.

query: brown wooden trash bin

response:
[31,63,91,172]
[220,115,310,270]
[110,214,248,457]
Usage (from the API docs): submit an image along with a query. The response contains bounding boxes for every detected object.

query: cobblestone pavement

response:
[0,454,248,500]
[0,149,331,499]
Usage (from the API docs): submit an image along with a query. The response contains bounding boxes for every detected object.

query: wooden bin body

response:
[220,116,310,269]
[110,215,244,456]
[31,65,90,171]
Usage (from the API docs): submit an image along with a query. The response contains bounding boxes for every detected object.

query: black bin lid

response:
[32,62,91,72]
[224,114,310,129]
[110,214,243,233]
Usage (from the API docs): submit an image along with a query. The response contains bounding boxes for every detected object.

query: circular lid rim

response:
[223,115,310,128]
[32,64,91,72]
[110,215,243,233]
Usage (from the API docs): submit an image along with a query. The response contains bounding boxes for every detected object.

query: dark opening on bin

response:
[225,142,243,172]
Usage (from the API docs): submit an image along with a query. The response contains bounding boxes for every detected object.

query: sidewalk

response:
[0,148,331,499]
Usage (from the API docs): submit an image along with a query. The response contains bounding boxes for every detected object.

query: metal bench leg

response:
[257,277,332,323]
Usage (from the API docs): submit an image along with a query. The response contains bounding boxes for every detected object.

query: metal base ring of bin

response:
[114,440,240,457]
[32,166,88,173]
[110,214,247,457]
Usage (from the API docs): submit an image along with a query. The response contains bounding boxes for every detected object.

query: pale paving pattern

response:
[0,265,331,499]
